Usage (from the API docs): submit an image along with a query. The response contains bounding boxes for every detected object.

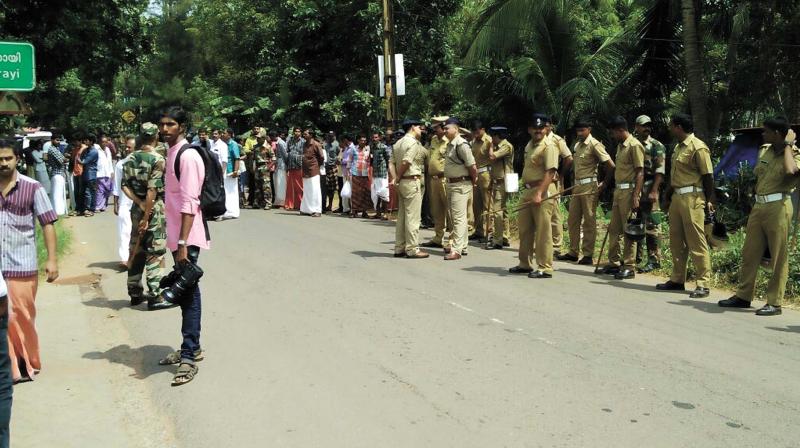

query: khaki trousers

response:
[491,181,509,246]
[448,181,472,253]
[517,193,556,272]
[473,171,492,237]
[394,178,423,256]
[607,189,636,268]
[428,175,452,248]
[736,199,792,305]
[567,183,598,258]
[668,192,711,288]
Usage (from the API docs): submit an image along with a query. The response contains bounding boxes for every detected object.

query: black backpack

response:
[174,143,227,219]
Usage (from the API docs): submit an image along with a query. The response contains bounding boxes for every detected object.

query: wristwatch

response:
[177,240,187,247]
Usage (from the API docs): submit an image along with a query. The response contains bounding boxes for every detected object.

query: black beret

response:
[488,126,508,135]
[528,113,550,128]
[573,119,592,129]
[444,117,461,127]
[402,118,423,127]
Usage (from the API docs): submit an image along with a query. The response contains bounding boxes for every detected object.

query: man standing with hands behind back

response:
[392,119,429,259]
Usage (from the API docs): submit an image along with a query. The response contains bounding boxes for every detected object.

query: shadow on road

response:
[462,266,510,277]
[667,299,753,314]
[81,296,139,311]
[352,250,396,259]
[557,268,601,278]
[87,261,126,272]
[766,325,800,334]
[83,344,176,379]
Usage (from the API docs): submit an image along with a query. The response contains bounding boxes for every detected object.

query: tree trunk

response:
[680,0,711,142]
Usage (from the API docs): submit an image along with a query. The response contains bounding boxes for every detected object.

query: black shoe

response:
[148,296,180,311]
[600,265,620,275]
[509,266,533,274]
[485,244,503,250]
[718,296,751,308]
[461,250,468,256]
[656,281,685,291]
[468,233,481,241]
[689,287,710,299]
[755,304,782,316]
[637,262,660,274]
[556,253,579,262]
[421,241,443,248]
[614,269,635,280]
[393,252,406,258]
[528,270,552,279]
[334,207,343,213]
[503,239,510,247]
[577,257,593,265]
[130,295,145,307]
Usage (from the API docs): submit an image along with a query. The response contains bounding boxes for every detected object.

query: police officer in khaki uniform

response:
[509,114,560,278]
[545,123,573,256]
[422,117,452,251]
[634,115,667,273]
[719,120,799,316]
[486,126,513,250]
[656,114,715,298]
[443,118,478,260]
[557,119,614,264]
[598,116,645,280]
[392,119,430,259]
[470,121,493,242]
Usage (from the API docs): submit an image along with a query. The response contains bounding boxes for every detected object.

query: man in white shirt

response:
[94,135,115,212]
[113,136,135,269]
[211,129,229,171]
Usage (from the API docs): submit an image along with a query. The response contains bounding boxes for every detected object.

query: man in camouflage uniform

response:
[252,130,275,210]
[634,115,666,273]
[122,123,166,308]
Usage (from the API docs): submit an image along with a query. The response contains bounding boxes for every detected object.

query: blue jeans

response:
[82,177,97,214]
[0,298,12,448]
[171,247,202,364]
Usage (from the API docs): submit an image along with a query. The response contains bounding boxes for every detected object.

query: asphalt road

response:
[31,209,800,447]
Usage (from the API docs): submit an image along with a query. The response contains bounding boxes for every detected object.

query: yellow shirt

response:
[670,133,713,188]
[754,143,800,195]
[444,135,476,178]
[471,133,492,168]
[243,136,258,155]
[522,138,559,195]
[549,132,572,159]
[393,134,426,177]
[490,139,514,180]
[427,135,449,176]
[572,135,610,180]
[614,134,645,184]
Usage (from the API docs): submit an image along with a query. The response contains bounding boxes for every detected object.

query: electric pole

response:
[382,0,398,130]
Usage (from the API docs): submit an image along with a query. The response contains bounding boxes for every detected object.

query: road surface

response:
[14,209,800,447]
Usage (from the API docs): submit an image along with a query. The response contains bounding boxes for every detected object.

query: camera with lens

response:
[160,260,204,304]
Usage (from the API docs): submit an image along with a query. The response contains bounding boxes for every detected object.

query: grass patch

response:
[36,219,72,274]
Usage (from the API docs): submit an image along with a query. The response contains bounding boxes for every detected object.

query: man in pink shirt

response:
[155,106,210,386]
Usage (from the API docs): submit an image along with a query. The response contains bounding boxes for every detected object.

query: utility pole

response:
[382,0,398,130]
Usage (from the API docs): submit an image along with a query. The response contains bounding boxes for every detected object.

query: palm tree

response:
[680,0,710,141]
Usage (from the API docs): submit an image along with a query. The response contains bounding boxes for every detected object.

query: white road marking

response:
[449,302,474,313]
[490,318,505,324]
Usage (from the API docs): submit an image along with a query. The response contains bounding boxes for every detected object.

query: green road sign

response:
[0,42,35,91]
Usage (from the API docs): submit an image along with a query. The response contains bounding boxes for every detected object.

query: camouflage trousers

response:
[637,192,662,264]
[127,201,166,298]
[252,170,273,209]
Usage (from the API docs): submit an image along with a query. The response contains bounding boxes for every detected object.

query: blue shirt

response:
[79,145,99,180]
[227,140,241,174]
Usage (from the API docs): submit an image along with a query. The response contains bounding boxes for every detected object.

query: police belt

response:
[401,175,421,181]
[576,177,596,186]
[476,166,490,174]
[448,176,472,183]
[429,173,444,180]
[674,186,703,195]
[616,182,635,190]
[755,193,788,204]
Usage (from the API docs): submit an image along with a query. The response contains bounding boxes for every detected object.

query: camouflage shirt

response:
[641,136,666,180]
[254,144,275,175]
[123,150,165,200]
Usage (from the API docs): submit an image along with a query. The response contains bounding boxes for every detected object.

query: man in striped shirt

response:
[0,139,59,383]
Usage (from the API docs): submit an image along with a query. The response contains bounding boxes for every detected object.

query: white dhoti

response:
[223,175,240,218]
[274,168,287,206]
[67,173,76,211]
[50,174,67,215]
[300,175,322,214]
[117,197,133,263]
[371,177,390,209]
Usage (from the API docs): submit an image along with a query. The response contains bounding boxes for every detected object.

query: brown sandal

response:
[172,362,198,386]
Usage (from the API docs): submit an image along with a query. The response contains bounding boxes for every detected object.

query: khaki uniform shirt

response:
[471,133,492,168]
[392,134,426,177]
[549,132,572,160]
[670,133,713,188]
[522,138,559,195]
[754,143,800,195]
[444,135,476,178]
[427,135,449,176]
[614,134,645,184]
[572,135,610,180]
[490,139,514,180]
